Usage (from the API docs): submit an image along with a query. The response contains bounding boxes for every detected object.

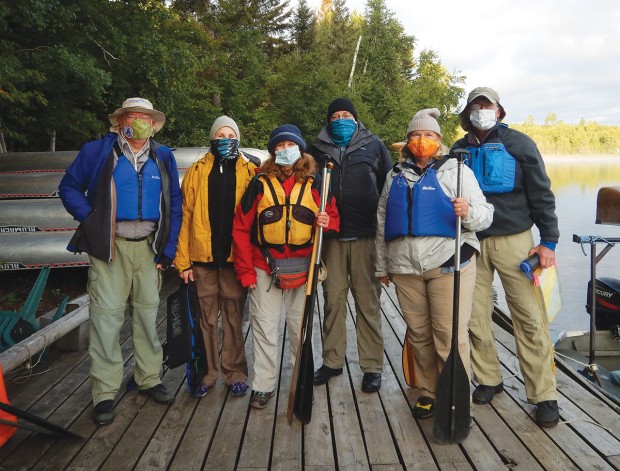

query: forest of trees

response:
[0,0,464,153]
[2,0,618,156]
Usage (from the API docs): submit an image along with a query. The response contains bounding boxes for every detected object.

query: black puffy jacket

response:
[310,122,392,239]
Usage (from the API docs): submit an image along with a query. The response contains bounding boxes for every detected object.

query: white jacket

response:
[375,157,494,276]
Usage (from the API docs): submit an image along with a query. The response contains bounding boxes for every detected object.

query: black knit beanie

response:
[326,98,358,122]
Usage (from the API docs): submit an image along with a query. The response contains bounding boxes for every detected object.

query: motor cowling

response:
[586,277,620,330]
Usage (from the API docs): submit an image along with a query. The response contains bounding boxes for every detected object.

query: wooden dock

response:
[1,276,620,470]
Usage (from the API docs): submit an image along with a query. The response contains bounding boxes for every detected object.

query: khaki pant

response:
[392,260,475,398]
[192,265,248,387]
[88,238,162,404]
[321,237,383,373]
[248,269,306,393]
[470,230,557,403]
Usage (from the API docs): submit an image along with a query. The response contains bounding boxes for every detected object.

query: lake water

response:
[492,155,620,341]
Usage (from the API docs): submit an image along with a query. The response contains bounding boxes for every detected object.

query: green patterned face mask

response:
[122,118,153,140]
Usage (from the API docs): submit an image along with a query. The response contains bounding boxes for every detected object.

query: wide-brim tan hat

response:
[108,97,166,133]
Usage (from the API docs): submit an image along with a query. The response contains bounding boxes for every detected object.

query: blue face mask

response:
[210,138,240,160]
[329,118,357,147]
[274,145,301,166]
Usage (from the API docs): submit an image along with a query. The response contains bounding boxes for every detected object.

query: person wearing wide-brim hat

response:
[452,87,561,427]
[233,124,340,409]
[59,97,182,426]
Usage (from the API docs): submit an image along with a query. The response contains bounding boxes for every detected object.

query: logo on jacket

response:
[422,186,436,190]
[151,175,161,180]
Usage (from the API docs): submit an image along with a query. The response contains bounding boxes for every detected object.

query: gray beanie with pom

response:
[406,108,442,138]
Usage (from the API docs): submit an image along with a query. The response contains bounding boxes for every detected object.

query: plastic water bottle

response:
[519,254,540,280]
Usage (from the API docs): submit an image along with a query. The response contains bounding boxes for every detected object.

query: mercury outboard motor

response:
[587,277,620,330]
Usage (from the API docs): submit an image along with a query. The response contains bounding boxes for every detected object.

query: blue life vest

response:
[113,155,162,222]
[466,132,516,194]
[385,167,456,241]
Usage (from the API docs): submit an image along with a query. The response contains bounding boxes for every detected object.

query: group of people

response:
[59,87,560,431]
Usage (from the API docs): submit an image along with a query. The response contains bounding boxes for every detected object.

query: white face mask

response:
[469,109,497,131]
[274,145,301,166]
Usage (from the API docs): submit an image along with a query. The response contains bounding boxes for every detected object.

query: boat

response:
[0,147,268,270]
[552,186,620,405]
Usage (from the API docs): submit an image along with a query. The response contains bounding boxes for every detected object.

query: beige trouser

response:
[392,260,476,398]
[321,237,383,373]
[248,268,306,393]
[88,238,163,404]
[192,265,248,387]
[469,230,557,403]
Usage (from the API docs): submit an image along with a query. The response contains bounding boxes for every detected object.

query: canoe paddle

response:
[287,162,333,424]
[432,148,471,444]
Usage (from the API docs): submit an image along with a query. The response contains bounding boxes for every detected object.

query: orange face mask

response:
[407,136,440,158]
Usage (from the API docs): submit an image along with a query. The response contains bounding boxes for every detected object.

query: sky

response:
[306,0,620,126]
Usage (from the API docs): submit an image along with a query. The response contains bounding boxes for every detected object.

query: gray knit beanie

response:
[209,115,240,140]
[406,108,442,138]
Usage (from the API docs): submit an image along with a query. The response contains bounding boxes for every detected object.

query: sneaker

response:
[412,396,435,419]
[250,390,274,409]
[313,365,343,385]
[230,382,249,397]
[139,383,175,404]
[472,382,504,405]
[535,400,559,427]
[191,384,208,398]
[92,400,114,425]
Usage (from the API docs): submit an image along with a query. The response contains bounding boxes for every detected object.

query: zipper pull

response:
[220,163,223,173]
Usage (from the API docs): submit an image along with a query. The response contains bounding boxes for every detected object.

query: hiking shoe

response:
[313,365,343,385]
[92,400,114,425]
[535,400,559,427]
[139,383,175,404]
[230,382,249,397]
[361,373,382,393]
[191,384,208,398]
[472,382,504,405]
[250,391,274,409]
[412,396,435,419]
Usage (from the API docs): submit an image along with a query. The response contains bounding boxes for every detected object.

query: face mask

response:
[210,138,240,160]
[122,118,153,140]
[275,146,301,166]
[329,119,357,147]
[407,136,440,158]
[469,109,497,131]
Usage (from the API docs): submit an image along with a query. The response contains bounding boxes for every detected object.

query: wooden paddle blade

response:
[432,350,471,444]
[402,328,417,388]
[293,334,314,424]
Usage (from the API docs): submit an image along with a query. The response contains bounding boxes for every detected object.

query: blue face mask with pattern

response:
[210,138,240,160]
[329,118,357,147]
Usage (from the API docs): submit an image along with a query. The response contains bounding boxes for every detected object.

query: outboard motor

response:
[586,277,620,330]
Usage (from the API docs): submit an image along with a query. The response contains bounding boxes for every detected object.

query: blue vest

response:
[466,137,516,194]
[385,168,456,241]
[113,155,162,222]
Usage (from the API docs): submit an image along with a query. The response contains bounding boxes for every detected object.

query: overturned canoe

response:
[0,231,89,271]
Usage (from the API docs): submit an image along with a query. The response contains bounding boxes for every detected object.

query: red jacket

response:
[233,173,339,287]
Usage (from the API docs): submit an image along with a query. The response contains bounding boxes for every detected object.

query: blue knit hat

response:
[267,124,307,153]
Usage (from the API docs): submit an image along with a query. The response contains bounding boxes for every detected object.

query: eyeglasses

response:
[469,103,498,111]
[124,113,153,122]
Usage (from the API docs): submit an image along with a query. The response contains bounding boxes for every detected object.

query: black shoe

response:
[535,400,559,427]
[361,373,381,393]
[472,382,504,405]
[139,383,175,404]
[92,400,114,425]
[412,396,435,419]
[313,365,343,385]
